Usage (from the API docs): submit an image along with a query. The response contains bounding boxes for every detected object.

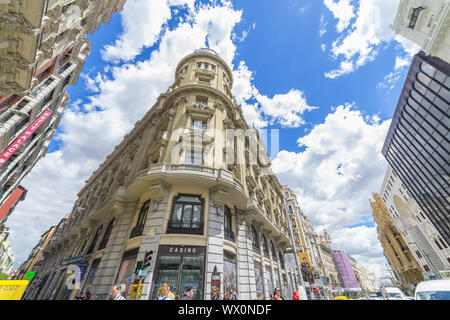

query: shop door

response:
[152,255,204,300]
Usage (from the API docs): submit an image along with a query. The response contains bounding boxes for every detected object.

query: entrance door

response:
[151,246,205,300]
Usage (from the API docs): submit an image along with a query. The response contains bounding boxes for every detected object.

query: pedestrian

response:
[223,291,229,300]
[229,288,238,300]
[164,283,175,300]
[75,292,84,300]
[211,286,222,300]
[85,291,91,300]
[272,287,285,300]
[109,285,126,300]
[155,284,172,300]
[293,290,299,300]
[180,286,195,300]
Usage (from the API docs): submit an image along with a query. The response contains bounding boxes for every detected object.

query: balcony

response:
[166,220,203,235]
[224,228,235,242]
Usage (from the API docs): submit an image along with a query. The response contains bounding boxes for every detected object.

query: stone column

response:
[139,181,171,300]
[204,186,228,300]
[90,198,134,300]
[236,212,257,300]
[265,229,278,295]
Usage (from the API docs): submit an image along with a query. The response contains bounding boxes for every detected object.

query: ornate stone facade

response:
[26,49,302,300]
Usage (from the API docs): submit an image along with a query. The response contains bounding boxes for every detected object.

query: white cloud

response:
[319,14,328,37]
[271,103,391,277]
[232,61,317,128]
[323,0,355,33]
[322,0,420,79]
[101,0,196,63]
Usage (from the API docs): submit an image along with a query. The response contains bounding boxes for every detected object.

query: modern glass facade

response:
[382,51,450,246]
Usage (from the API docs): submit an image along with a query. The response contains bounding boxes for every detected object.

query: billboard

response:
[0,110,52,167]
[298,252,312,269]
[0,280,29,300]
[0,186,25,222]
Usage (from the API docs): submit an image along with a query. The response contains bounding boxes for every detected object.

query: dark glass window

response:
[224,206,234,241]
[251,225,259,249]
[130,200,150,238]
[98,218,115,250]
[167,195,203,235]
[261,234,269,255]
[86,225,103,254]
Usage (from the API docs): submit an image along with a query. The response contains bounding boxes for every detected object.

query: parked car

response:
[415,279,450,300]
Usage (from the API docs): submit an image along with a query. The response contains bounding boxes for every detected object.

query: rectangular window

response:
[167,195,203,235]
[186,151,203,165]
[195,97,208,106]
[191,120,206,130]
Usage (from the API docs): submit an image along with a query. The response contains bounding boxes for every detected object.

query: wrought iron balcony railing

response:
[166,220,203,235]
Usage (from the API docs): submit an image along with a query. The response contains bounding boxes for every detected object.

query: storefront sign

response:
[298,252,312,269]
[159,245,205,256]
[60,255,85,267]
[0,280,29,300]
[0,110,53,167]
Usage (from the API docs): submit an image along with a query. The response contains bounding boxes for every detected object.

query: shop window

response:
[81,258,100,295]
[224,206,234,241]
[98,218,115,250]
[265,269,274,296]
[251,225,259,249]
[223,259,237,293]
[151,246,205,300]
[130,200,150,238]
[86,225,103,254]
[167,194,203,235]
[115,249,139,299]
[254,264,263,300]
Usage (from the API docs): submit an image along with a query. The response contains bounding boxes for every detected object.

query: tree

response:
[0,271,9,280]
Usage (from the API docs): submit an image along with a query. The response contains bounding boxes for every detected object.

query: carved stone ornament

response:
[211,185,229,209]
[149,180,169,204]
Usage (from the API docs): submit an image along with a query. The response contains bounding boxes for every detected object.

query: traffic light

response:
[143,250,153,269]
[135,261,143,275]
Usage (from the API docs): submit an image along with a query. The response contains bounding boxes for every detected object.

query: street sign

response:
[138,269,147,277]
[284,253,296,269]
[24,271,35,280]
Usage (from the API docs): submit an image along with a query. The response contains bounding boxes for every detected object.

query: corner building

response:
[33,49,299,300]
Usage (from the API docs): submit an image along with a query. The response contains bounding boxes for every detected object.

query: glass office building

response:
[382,51,450,246]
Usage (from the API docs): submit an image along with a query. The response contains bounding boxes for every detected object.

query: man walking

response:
[110,285,126,300]
[180,286,195,300]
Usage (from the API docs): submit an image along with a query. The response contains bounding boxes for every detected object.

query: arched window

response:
[98,218,116,250]
[270,240,277,259]
[130,200,150,238]
[279,250,285,269]
[261,234,269,255]
[251,225,259,249]
[86,225,103,254]
[224,206,234,241]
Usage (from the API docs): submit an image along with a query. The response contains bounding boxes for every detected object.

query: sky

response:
[6,0,422,279]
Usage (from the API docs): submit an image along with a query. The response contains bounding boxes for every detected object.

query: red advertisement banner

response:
[0,110,52,167]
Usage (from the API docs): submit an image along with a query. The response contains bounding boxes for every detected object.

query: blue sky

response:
[7,0,421,278]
